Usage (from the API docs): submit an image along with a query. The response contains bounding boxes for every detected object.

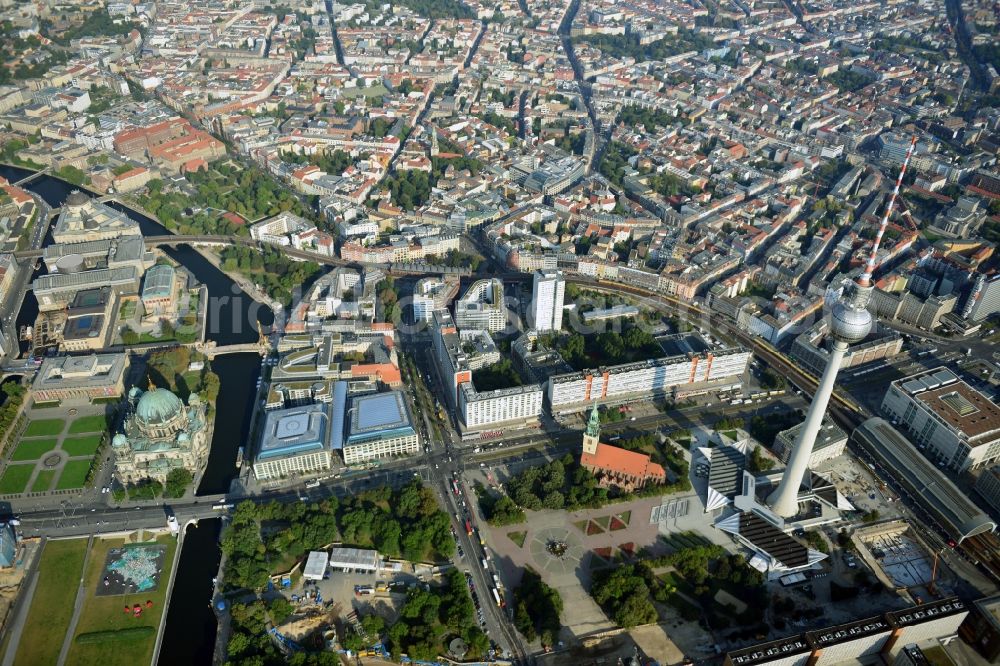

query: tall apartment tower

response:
[963,274,1000,323]
[530,269,565,332]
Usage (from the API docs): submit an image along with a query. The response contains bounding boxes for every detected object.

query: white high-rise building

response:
[412,276,459,323]
[454,278,507,332]
[963,274,1000,323]
[530,269,565,332]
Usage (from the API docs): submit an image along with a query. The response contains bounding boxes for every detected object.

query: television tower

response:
[767,136,917,518]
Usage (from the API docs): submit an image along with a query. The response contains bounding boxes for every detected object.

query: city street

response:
[1,195,50,359]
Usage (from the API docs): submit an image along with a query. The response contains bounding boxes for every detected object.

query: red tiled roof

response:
[581,443,666,481]
[351,363,402,385]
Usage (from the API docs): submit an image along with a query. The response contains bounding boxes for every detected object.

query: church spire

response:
[582,402,600,456]
[586,401,600,438]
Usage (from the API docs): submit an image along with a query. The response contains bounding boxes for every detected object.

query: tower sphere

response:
[829,299,872,344]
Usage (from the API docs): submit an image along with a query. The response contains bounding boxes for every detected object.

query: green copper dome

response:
[136,387,184,425]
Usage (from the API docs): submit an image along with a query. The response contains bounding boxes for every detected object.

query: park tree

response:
[163,468,193,498]
[591,565,658,628]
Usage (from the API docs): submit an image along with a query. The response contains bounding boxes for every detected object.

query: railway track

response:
[556,276,1000,583]
[561,277,866,426]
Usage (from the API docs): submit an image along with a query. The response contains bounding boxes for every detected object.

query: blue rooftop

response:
[347,391,414,444]
[258,403,329,460]
[330,381,348,451]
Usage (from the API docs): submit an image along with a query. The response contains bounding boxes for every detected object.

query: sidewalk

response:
[0,538,45,666]
[56,534,94,665]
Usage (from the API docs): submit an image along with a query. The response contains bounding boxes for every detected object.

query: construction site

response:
[853,520,957,605]
[244,555,463,662]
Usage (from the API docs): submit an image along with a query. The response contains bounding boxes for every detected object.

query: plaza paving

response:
[483,494,677,641]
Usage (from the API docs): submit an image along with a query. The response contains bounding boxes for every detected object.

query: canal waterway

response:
[157,518,222,666]
[1,165,268,663]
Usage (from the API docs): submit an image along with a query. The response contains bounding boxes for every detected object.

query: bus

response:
[491,588,503,608]
[452,480,461,496]
[213,502,234,511]
[465,519,473,536]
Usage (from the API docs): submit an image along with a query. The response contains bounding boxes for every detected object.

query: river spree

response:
[1,165,268,664]
[157,519,222,666]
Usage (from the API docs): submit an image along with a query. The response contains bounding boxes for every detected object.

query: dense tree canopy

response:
[472,358,522,391]
[549,326,663,371]
[227,599,340,666]
[476,111,516,135]
[140,161,312,235]
[506,454,608,511]
[513,569,563,646]
[220,244,322,304]
[590,565,658,628]
[47,10,138,44]
[825,68,875,93]
[163,468,193,498]
[599,141,638,187]
[385,169,432,211]
[476,482,526,526]
[358,0,474,19]
[385,569,488,659]
[281,149,352,176]
[220,481,454,591]
[618,105,679,131]
[575,30,714,61]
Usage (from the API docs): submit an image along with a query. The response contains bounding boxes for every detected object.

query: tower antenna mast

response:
[857,135,917,290]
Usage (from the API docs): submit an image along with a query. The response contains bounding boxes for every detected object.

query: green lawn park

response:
[62,435,103,457]
[13,538,89,666]
[23,418,65,437]
[10,438,58,461]
[0,464,34,494]
[65,535,178,666]
[56,460,92,490]
[31,469,56,493]
[68,415,107,434]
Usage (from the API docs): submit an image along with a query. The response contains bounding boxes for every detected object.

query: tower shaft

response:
[766,339,848,517]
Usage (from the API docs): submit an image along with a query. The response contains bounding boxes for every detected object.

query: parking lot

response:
[283,568,410,623]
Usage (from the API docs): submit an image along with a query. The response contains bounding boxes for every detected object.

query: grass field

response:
[10,438,58,461]
[24,418,65,437]
[341,83,388,98]
[65,535,177,666]
[507,531,527,548]
[62,435,103,457]
[0,464,34,494]
[31,469,56,493]
[14,538,89,666]
[56,460,92,490]
[68,415,107,434]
